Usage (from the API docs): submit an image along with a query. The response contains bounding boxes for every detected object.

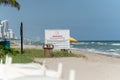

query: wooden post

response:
[20,22,23,54]
[69,70,75,80]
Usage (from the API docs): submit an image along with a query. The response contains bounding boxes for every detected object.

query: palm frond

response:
[0,0,20,10]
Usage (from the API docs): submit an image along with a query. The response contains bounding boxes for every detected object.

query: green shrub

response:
[0,45,10,57]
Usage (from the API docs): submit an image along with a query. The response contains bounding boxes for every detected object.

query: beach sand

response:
[11,45,42,49]
[34,50,120,80]
[12,45,120,80]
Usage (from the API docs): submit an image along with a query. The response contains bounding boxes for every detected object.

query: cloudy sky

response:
[0,0,120,40]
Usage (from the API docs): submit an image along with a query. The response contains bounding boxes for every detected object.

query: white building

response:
[8,29,14,39]
[0,20,15,39]
[1,20,9,38]
[0,24,3,38]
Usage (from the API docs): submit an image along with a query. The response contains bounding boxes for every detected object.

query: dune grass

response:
[53,51,86,58]
[0,48,86,63]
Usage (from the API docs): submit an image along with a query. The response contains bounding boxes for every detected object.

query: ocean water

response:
[71,41,120,56]
[24,40,120,56]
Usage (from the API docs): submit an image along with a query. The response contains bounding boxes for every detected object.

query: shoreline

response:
[70,48,120,57]
[70,49,120,64]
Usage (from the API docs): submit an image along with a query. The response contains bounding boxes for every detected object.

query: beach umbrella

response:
[70,37,77,43]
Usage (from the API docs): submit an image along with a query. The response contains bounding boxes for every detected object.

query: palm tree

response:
[0,0,20,10]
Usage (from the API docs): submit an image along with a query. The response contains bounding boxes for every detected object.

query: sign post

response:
[20,22,23,54]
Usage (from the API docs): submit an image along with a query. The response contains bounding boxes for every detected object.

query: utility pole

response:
[20,22,23,54]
